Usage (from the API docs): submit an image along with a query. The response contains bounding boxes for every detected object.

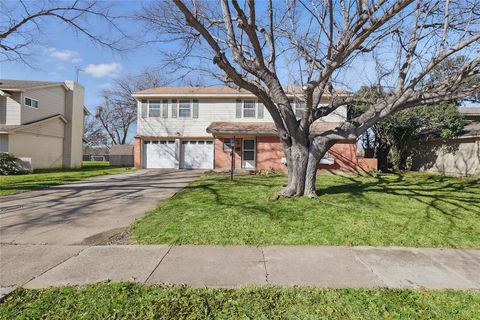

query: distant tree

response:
[0,0,125,65]
[353,56,475,170]
[96,70,168,145]
[83,115,110,149]
[353,87,464,171]
[140,0,480,197]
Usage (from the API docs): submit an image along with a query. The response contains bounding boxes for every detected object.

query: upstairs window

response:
[25,97,39,109]
[243,100,256,118]
[179,100,191,118]
[148,100,161,117]
[141,100,148,118]
[295,101,305,119]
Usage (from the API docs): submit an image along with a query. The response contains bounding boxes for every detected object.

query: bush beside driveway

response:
[131,172,480,248]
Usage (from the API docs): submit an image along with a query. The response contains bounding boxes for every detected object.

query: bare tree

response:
[0,0,126,64]
[96,70,169,145]
[84,115,110,149]
[140,0,479,196]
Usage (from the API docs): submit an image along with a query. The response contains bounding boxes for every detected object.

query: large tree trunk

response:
[282,142,309,196]
[281,139,328,197]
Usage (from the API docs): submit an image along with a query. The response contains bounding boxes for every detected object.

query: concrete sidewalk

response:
[1,244,479,290]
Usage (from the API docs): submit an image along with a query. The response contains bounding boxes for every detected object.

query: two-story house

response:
[0,79,86,169]
[132,86,377,172]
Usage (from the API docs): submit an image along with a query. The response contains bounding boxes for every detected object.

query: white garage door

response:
[181,140,214,169]
[144,140,177,168]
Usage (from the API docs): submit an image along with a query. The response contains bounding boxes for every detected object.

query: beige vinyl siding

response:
[0,134,8,152]
[21,86,65,123]
[412,138,480,176]
[63,82,84,168]
[8,132,64,169]
[137,98,347,137]
[0,93,22,125]
[20,117,65,138]
[0,96,6,124]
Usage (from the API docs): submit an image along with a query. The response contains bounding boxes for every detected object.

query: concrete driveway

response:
[0,170,202,245]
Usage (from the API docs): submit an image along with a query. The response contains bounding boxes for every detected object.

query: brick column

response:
[134,136,142,168]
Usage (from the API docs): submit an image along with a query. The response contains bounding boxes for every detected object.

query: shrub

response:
[0,153,29,175]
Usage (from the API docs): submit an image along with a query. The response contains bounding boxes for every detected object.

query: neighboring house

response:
[0,79,86,169]
[132,86,377,172]
[411,107,480,176]
[109,144,134,167]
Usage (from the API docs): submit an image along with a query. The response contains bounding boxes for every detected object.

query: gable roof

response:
[133,86,350,97]
[0,79,65,92]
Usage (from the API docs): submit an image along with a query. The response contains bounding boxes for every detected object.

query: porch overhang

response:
[206,121,344,136]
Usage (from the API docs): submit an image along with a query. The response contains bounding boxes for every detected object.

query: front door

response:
[242,138,256,169]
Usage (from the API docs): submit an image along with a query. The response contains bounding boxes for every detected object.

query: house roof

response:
[0,79,65,92]
[0,114,67,134]
[133,86,350,97]
[206,121,342,135]
[109,144,134,155]
[459,107,480,116]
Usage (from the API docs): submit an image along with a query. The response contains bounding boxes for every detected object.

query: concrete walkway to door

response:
[1,244,479,291]
[0,169,202,245]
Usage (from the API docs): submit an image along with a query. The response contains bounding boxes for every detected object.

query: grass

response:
[0,283,478,319]
[0,161,134,196]
[131,172,480,248]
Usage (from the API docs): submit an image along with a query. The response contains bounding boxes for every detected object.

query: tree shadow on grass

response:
[316,172,480,242]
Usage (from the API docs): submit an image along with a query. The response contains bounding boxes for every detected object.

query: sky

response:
[0,1,157,112]
[0,0,374,114]
[1,0,477,117]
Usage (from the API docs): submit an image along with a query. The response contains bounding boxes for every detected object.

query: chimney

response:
[63,81,85,168]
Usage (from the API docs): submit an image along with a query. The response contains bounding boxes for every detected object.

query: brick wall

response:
[214,137,242,170]
[319,140,378,173]
[256,136,287,171]
[133,136,142,168]
[213,135,377,173]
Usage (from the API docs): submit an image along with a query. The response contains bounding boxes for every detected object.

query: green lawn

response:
[1,284,478,319]
[0,161,133,196]
[131,172,480,248]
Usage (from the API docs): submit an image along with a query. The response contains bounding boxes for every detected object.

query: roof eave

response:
[0,83,69,92]
[132,92,351,99]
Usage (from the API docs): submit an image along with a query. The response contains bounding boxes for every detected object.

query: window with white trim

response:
[178,100,191,118]
[24,97,39,109]
[148,100,161,117]
[243,100,256,118]
[223,138,234,151]
[295,101,305,119]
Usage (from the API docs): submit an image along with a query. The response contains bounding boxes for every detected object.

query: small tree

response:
[353,87,465,171]
[140,0,479,197]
